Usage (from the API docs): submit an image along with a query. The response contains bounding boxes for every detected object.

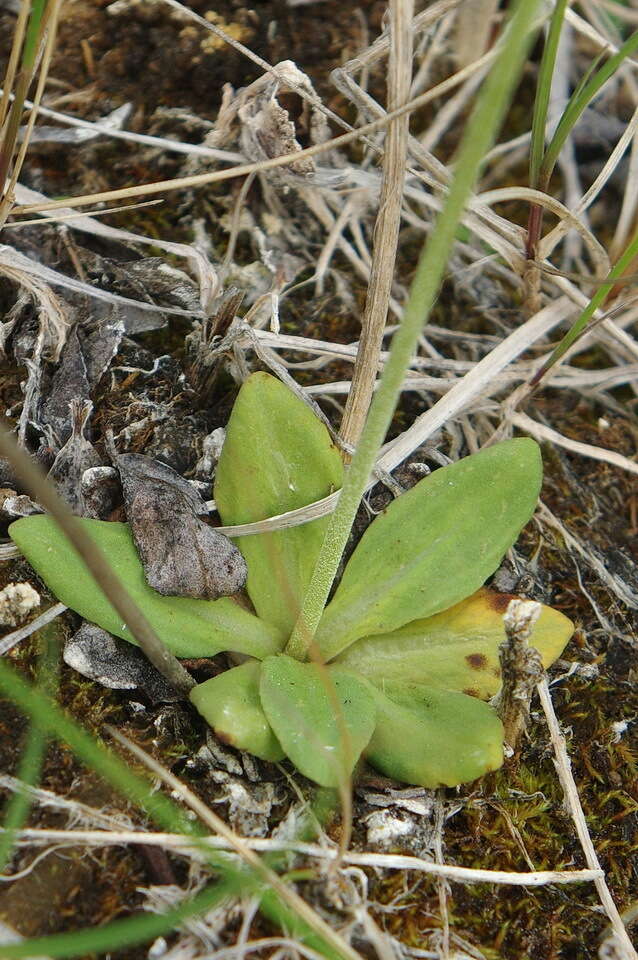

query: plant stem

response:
[285,0,542,661]
[0,0,62,230]
[525,0,567,288]
[0,1,30,131]
[528,0,568,192]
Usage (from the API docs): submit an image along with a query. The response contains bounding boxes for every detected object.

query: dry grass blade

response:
[8,79,516,218]
[0,90,244,160]
[0,0,63,229]
[453,0,500,67]
[510,412,638,476]
[339,0,413,448]
[376,298,574,472]
[0,602,66,656]
[0,1,29,131]
[13,183,219,309]
[2,825,605,887]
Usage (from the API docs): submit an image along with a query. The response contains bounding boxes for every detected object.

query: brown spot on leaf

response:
[485,590,516,613]
[466,653,488,670]
[463,688,480,698]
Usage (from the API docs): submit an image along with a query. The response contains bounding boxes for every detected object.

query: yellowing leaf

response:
[366,681,504,787]
[10,515,284,659]
[190,661,285,762]
[316,439,542,660]
[214,373,343,638]
[337,588,573,698]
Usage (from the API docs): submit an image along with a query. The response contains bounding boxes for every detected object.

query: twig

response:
[509,412,638,477]
[453,0,499,68]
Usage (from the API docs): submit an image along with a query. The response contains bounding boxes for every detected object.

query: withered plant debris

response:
[21,103,133,147]
[78,308,125,387]
[117,452,247,599]
[495,598,544,753]
[0,491,41,520]
[39,325,89,445]
[63,623,180,702]
[47,399,102,513]
[236,61,338,186]
[185,287,244,406]
[87,255,200,334]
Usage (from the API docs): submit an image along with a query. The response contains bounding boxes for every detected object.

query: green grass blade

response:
[286,0,543,660]
[21,0,47,71]
[529,0,568,188]
[540,28,638,185]
[0,725,45,872]
[532,227,638,382]
[0,621,60,873]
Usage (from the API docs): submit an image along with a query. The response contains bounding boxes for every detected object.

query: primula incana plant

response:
[10,373,573,789]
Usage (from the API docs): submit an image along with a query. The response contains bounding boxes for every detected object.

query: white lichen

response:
[0,582,40,626]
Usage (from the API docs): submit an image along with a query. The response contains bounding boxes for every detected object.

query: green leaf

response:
[214,373,343,638]
[10,515,284,659]
[366,681,504,788]
[190,661,285,762]
[259,655,376,788]
[316,439,542,660]
[336,587,573,699]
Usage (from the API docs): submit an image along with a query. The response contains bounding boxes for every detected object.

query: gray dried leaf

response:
[86,256,200,333]
[48,399,102,512]
[123,259,200,311]
[64,623,179,702]
[117,453,247,599]
[78,308,125,385]
[40,326,89,445]
[194,428,226,479]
